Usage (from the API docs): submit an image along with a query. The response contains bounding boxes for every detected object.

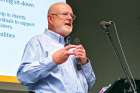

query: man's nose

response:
[67,14,73,20]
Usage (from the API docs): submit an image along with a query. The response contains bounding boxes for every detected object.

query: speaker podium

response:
[103,79,140,93]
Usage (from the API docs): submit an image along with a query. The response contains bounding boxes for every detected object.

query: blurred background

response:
[67,0,140,93]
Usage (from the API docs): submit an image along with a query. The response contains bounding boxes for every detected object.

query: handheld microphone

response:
[65,36,82,70]
[67,37,80,54]
[73,37,81,45]
[73,37,82,70]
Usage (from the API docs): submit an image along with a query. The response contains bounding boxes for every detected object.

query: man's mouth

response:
[65,23,71,26]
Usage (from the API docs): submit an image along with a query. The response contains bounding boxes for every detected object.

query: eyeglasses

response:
[50,12,76,20]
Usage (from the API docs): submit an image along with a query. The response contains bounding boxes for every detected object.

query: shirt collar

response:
[44,29,65,44]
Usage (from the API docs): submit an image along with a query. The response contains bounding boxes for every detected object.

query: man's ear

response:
[48,15,53,25]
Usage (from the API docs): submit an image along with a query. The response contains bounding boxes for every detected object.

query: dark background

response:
[67,0,140,93]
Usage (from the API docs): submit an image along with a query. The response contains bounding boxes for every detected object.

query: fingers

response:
[74,50,86,58]
[64,45,77,50]
[65,45,86,57]
[65,45,77,55]
[74,45,86,56]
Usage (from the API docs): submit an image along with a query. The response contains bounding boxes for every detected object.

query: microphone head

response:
[100,20,113,30]
[73,37,81,45]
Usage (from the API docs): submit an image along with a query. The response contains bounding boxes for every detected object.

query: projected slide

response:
[0,0,65,77]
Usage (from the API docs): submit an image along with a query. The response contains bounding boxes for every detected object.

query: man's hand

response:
[52,45,77,64]
[74,45,88,64]
[52,44,88,65]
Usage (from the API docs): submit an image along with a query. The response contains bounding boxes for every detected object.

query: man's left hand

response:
[74,45,88,64]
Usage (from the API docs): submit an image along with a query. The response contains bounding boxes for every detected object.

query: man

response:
[17,2,96,93]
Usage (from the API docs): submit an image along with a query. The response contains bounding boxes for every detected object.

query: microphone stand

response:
[104,22,137,93]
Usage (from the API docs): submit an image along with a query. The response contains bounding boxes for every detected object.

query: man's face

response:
[48,4,75,37]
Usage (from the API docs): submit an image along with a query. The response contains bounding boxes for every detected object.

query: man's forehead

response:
[51,3,72,12]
